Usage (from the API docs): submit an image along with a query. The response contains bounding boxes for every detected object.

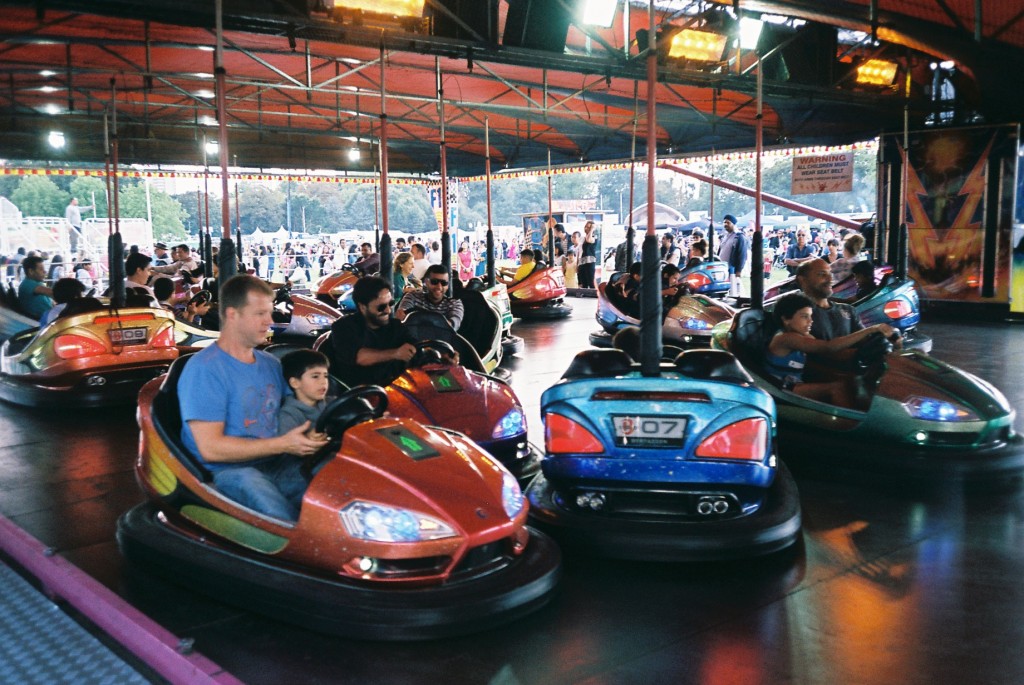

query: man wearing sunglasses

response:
[395,264,465,331]
[325,275,417,387]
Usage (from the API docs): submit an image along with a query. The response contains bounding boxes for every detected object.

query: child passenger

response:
[278,349,334,436]
[765,292,895,407]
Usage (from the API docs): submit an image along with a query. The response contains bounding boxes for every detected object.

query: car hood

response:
[387,364,521,441]
[311,416,516,535]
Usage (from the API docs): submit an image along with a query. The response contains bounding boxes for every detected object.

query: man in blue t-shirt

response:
[18,255,54,320]
[178,275,328,521]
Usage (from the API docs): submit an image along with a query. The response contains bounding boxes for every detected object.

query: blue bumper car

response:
[526,349,802,561]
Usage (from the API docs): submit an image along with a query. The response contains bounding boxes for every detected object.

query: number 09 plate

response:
[612,415,687,447]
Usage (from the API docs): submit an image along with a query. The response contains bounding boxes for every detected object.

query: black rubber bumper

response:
[525,464,802,562]
[777,424,1024,485]
[511,301,573,320]
[501,334,525,357]
[117,503,562,641]
[589,330,613,348]
[0,366,168,409]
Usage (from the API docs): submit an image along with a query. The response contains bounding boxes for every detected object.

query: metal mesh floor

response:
[0,561,150,685]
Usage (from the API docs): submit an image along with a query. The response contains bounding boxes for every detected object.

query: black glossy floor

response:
[3,299,1024,685]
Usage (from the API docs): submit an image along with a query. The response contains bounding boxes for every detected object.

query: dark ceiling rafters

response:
[0,1,1020,174]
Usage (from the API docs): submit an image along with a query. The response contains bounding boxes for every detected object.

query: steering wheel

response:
[340,263,360,274]
[315,385,388,438]
[274,285,293,306]
[304,386,388,477]
[187,290,212,308]
[853,331,893,373]
[409,339,456,368]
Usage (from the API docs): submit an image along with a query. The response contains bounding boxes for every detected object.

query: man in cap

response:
[717,214,748,297]
[153,242,171,267]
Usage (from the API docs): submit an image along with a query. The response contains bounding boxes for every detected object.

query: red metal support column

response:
[378,42,393,285]
[485,116,495,287]
[751,54,765,307]
[438,59,450,283]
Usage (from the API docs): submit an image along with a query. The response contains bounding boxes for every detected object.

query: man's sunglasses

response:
[374,302,392,313]
[428,278,449,286]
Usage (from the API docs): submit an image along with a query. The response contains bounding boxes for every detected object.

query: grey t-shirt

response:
[278,395,329,435]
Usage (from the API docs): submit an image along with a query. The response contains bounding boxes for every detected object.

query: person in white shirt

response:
[410,243,431,280]
[427,241,442,265]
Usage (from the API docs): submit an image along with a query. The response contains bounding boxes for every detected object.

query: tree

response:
[69,177,109,217]
[10,176,69,216]
[238,184,285,233]
[118,183,188,239]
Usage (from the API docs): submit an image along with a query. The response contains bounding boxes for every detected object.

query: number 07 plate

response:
[612,415,687,447]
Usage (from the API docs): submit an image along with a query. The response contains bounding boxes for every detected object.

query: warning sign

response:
[791,152,854,195]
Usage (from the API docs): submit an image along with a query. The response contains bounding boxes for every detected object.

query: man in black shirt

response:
[325,275,416,387]
[796,258,863,340]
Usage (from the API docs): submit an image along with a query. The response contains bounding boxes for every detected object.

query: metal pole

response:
[544,147,552,259]
[485,116,495,287]
[103,111,112,244]
[751,54,765,309]
[215,0,236,279]
[109,80,125,308]
[640,1,662,376]
[546,148,554,265]
[437,58,449,289]
[708,151,715,256]
[378,42,393,284]
[898,70,910,278]
[626,82,637,267]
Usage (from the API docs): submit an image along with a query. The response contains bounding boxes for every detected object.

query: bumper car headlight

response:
[683,317,712,330]
[305,313,333,328]
[492,407,526,439]
[902,396,978,422]
[501,471,524,519]
[339,501,456,542]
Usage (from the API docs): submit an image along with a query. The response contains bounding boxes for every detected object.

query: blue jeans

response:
[212,455,308,521]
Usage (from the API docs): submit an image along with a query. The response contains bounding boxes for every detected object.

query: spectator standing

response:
[577,221,598,289]
[783,229,818,276]
[65,197,93,255]
[717,214,748,297]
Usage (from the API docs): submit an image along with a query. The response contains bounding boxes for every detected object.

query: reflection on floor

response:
[3,298,1024,684]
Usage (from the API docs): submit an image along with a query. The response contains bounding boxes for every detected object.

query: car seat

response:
[673,349,753,386]
[151,354,213,483]
[561,349,634,380]
[454,289,499,360]
[729,308,776,383]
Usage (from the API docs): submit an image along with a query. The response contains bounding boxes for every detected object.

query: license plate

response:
[612,415,687,447]
[109,327,148,345]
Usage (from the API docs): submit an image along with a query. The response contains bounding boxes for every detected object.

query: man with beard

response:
[324,275,417,387]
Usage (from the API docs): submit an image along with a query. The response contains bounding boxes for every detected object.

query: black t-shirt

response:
[327,313,415,387]
[810,301,863,341]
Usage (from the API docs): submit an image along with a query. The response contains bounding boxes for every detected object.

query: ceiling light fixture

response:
[666,29,729,62]
[332,0,424,17]
[738,17,763,51]
[856,59,899,86]
[581,0,618,28]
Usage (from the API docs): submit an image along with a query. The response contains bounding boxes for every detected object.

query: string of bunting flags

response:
[0,167,427,185]
[1,140,875,185]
